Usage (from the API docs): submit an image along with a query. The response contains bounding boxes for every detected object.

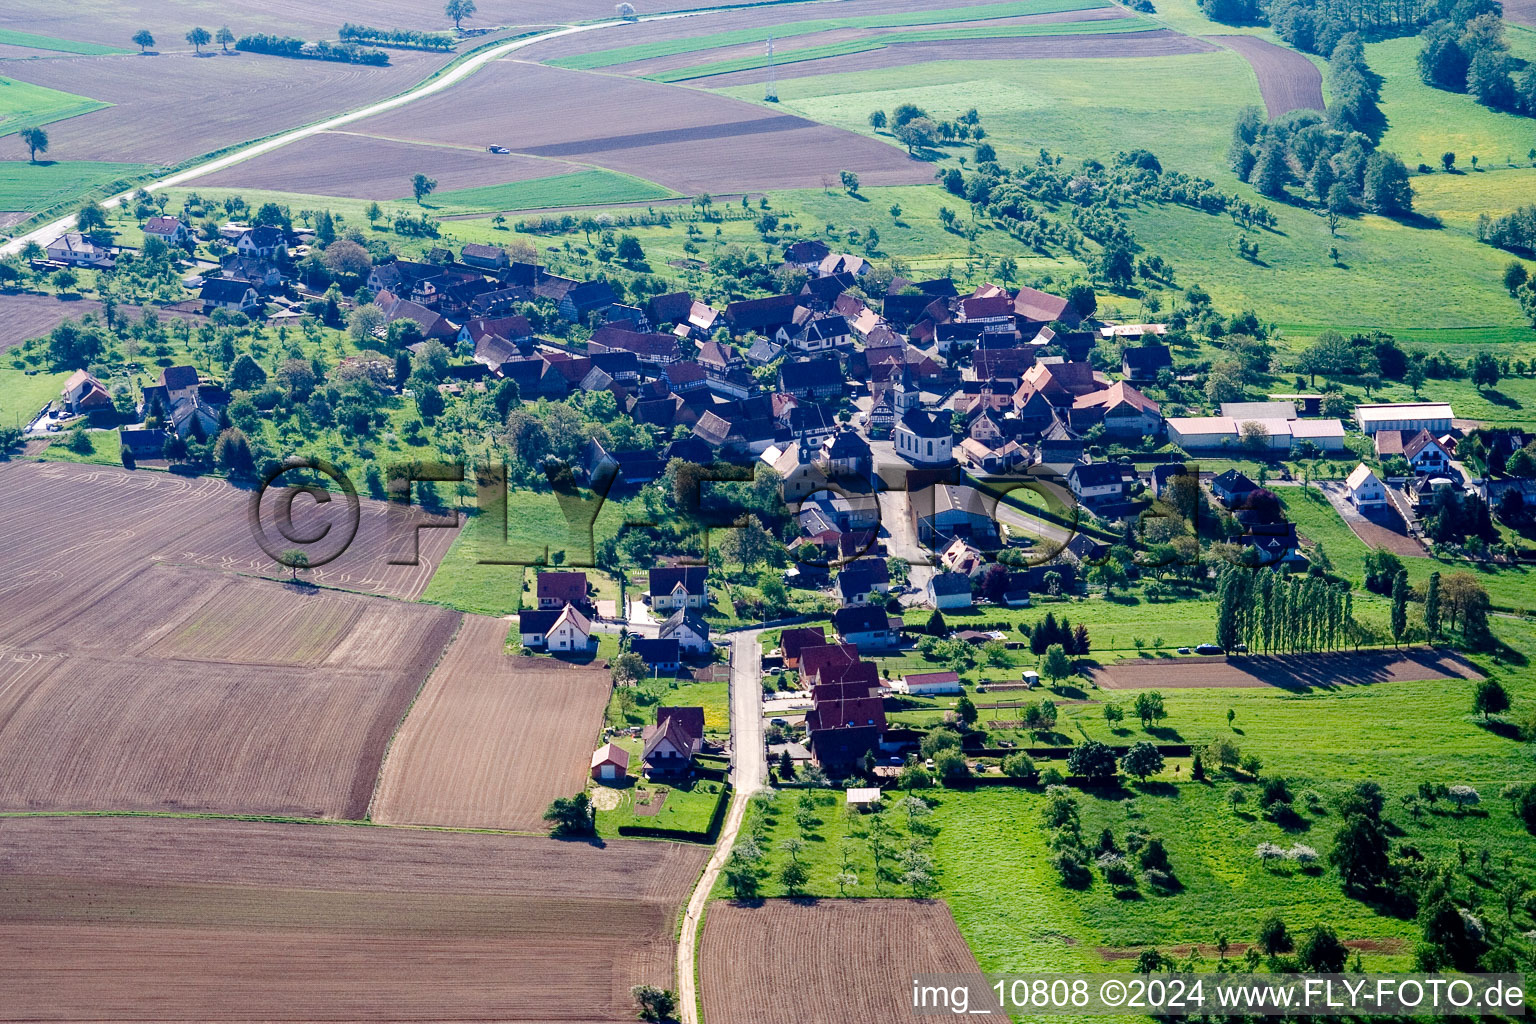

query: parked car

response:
[1195,643,1224,655]
[1233,643,1248,653]
[1176,647,1192,655]
[487,145,511,154]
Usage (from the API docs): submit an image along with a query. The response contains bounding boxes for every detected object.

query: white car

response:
[487,145,510,154]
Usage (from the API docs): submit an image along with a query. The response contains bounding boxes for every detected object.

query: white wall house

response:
[1346,463,1388,509]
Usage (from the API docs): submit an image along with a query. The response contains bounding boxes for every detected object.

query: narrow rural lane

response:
[675,628,764,1024]
[0,8,716,257]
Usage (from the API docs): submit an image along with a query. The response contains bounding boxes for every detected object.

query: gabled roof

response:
[1013,286,1076,324]
[631,636,681,665]
[799,642,861,684]
[929,571,972,597]
[537,571,588,607]
[592,742,630,770]
[1073,381,1160,416]
[199,278,257,304]
[836,571,879,602]
[643,715,697,759]
[834,604,892,636]
[780,626,827,661]
[1346,463,1380,490]
[725,293,799,330]
[1121,343,1172,375]
[651,565,708,597]
[657,705,705,743]
[1212,468,1259,494]
[898,408,950,440]
[1070,462,1128,488]
[519,609,561,635]
[779,355,842,393]
[144,216,184,234]
[805,696,885,733]
[1403,428,1447,461]
[551,604,591,636]
[660,605,710,640]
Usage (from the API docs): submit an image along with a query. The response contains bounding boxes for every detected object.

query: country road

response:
[676,628,764,1024]
[0,7,717,257]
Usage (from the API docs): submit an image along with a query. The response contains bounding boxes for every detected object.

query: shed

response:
[590,742,630,782]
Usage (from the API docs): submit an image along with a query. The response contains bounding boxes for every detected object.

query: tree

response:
[215,26,234,52]
[615,234,645,265]
[1257,915,1293,956]
[281,549,310,582]
[893,117,938,155]
[1121,741,1165,782]
[779,859,809,895]
[840,170,861,195]
[1250,139,1291,198]
[1442,151,1456,172]
[1424,571,1441,640]
[186,27,211,53]
[630,985,677,1023]
[834,870,858,895]
[132,29,155,52]
[1066,283,1097,320]
[1133,690,1167,729]
[1363,151,1413,216]
[1390,569,1409,646]
[19,127,48,164]
[411,173,438,205]
[445,0,478,30]
[1329,809,1391,895]
[868,110,887,129]
[1103,704,1125,729]
[1470,350,1501,391]
[1473,678,1510,721]
[543,792,595,836]
[76,202,108,233]
[1066,740,1118,781]
[955,695,978,727]
[1040,643,1073,685]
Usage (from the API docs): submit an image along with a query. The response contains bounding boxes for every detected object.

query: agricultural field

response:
[371,615,613,832]
[1087,649,1484,690]
[0,815,709,1022]
[700,899,988,1023]
[1208,35,1323,118]
[0,563,458,818]
[340,60,933,195]
[0,76,109,138]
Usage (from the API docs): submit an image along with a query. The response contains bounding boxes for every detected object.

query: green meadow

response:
[0,77,107,139]
[0,160,150,216]
[0,29,128,55]
[417,170,677,214]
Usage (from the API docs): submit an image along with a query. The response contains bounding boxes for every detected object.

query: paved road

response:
[676,628,764,1024]
[0,9,711,256]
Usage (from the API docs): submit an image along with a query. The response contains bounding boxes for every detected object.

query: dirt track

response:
[372,614,613,831]
[701,900,987,1024]
[1210,35,1324,117]
[689,29,1219,86]
[0,816,708,1022]
[1088,648,1484,690]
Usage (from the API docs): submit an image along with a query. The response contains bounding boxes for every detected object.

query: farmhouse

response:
[590,742,630,782]
[199,279,261,314]
[804,696,885,769]
[143,215,190,247]
[778,356,843,401]
[1121,343,1173,381]
[1070,382,1161,438]
[460,243,509,270]
[1346,463,1388,509]
[1210,469,1260,507]
[61,370,112,415]
[1354,402,1455,436]
[45,232,113,268]
[1402,429,1453,475]
[235,226,288,260]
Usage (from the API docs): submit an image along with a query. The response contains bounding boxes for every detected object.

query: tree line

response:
[1417,2,1536,117]
[1215,563,1360,653]
[235,33,390,65]
[338,24,455,50]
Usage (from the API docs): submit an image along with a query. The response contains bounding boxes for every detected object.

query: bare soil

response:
[1087,648,1484,691]
[0,816,708,1022]
[347,60,932,194]
[372,614,613,831]
[690,29,1220,86]
[701,899,988,1024]
[195,130,591,200]
[1210,34,1324,117]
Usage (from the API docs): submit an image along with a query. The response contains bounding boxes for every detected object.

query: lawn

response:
[717,52,1263,181]
[0,29,129,55]
[0,366,68,428]
[650,18,1162,82]
[0,77,108,139]
[0,161,151,218]
[594,775,727,837]
[1410,166,1536,234]
[1368,36,1536,171]
[34,426,121,465]
[551,0,1114,69]
[418,170,677,214]
[609,677,731,734]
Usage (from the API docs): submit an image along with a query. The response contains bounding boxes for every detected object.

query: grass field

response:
[551,0,1115,69]
[1369,36,1536,170]
[0,368,67,428]
[0,160,150,217]
[717,53,1262,181]
[651,19,1162,82]
[595,775,726,837]
[0,77,108,140]
[1409,166,1536,233]
[418,169,677,213]
[0,29,128,55]
[608,677,731,733]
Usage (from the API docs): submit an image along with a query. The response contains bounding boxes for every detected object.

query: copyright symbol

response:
[1100,980,1126,1007]
[248,456,360,570]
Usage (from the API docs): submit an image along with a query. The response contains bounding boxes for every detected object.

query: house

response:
[1121,343,1172,382]
[536,570,589,611]
[650,566,709,611]
[817,253,870,278]
[1354,403,1455,436]
[779,626,827,669]
[836,570,882,607]
[894,409,954,466]
[779,313,850,353]
[1210,469,1260,508]
[927,572,974,611]
[61,370,112,415]
[1403,429,1453,475]
[119,426,167,457]
[784,239,831,270]
[834,605,900,648]
[895,670,963,696]
[1013,285,1079,326]
[199,279,261,314]
[631,637,682,673]
[518,609,560,648]
[778,356,843,401]
[460,243,508,270]
[799,642,862,685]
[939,538,987,576]
[590,743,630,782]
[804,696,885,769]
[219,254,284,292]
[589,326,682,366]
[1068,462,1129,506]
[1071,382,1161,438]
[820,430,872,476]
[545,604,592,653]
[725,293,799,337]
[235,225,287,259]
[45,232,113,268]
[811,662,879,703]
[914,484,998,545]
[376,289,459,341]
[1345,463,1388,509]
[143,216,190,247]
[659,606,711,655]
[643,707,704,778]
[1151,462,1189,499]
[558,279,617,322]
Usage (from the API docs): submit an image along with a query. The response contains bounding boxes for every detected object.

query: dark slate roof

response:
[929,572,972,597]
[631,636,681,665]
[898,408,950,439]
[834,605,892,636]
[651,565,708,597]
